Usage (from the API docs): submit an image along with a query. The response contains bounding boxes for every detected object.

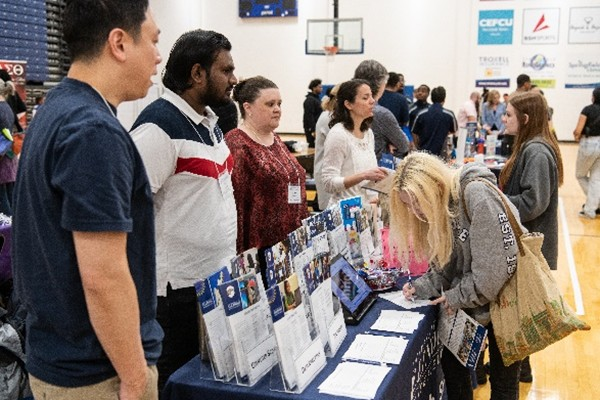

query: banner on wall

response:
[522,8,560,44]
[565,54,600,89]
[475,55,510,87]
[0,59,28,129]
[568,7,600,44]
[478,10,514,45]
[521,53,557,88]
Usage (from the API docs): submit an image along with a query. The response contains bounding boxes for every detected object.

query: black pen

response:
[407,273,415,302]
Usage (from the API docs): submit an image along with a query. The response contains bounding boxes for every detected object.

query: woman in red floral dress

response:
[226,76,308,253]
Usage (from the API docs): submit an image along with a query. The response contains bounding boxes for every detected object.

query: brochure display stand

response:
[303,212,347,357]
[195,267,236,382]
[264,232,327,394]
[266,278,326,393]
[217,272,279,386]
[190,195,388,394]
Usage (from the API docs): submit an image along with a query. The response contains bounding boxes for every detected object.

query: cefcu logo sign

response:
[523,9,560,44]
[478,10,514,45]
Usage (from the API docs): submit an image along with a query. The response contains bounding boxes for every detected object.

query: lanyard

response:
[180,109,223,145]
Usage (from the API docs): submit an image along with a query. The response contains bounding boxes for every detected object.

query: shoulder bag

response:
[463,178,590,366]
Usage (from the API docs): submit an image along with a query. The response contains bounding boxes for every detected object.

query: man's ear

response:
[190,64,206,85]
[107,28,128,62]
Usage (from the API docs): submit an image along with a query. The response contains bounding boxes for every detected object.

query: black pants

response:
[304,130,315,147]
[156,285,199,394]
[442,324,520,400]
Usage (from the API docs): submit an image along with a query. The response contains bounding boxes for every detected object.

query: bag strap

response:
[461,178,525,256]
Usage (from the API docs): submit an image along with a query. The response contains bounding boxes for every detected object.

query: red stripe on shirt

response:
[175,153,234,179]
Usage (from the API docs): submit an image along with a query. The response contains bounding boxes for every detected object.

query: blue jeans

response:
[576,136,600,217]
[442,324,520,400]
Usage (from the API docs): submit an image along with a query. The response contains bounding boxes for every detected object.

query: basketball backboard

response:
[305,18,364,55]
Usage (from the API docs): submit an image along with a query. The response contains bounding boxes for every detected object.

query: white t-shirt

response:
[457,99,478,128]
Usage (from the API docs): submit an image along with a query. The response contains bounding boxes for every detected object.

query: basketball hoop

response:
[323,45,339,56]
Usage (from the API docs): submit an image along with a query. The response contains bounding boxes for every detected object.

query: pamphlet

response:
[217,273,278,385]
[437,308,487,369]
[194,267,235,380]
[268,273,326,392]
[230,247,260,278]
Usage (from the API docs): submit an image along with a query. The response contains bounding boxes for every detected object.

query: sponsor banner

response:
[476,55,510,87]
[530,79,556,89]
[522,53,557,77]
[569,7,600,44]
[522,8,560,44]
[476,79,510,88]
[478,10,514,45]
[565,53,600,88]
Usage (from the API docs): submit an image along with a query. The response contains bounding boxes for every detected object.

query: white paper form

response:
[378,291,431,310]
[370,309,424,334]
[342,334,408,365]
[318,361,391,399]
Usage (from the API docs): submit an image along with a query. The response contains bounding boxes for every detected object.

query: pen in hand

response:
[407,273,415,302]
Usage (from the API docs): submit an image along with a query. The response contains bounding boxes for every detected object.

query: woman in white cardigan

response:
[321,79,388,207]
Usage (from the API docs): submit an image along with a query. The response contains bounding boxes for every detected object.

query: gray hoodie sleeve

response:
[504,143,555,223]
[443,180,520,310]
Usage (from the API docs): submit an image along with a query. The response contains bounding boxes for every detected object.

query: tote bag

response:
[466,178,590,366]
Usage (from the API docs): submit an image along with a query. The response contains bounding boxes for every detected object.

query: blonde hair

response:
[321,84,340,112]
[486,89,500,106]
[389,152,460,268]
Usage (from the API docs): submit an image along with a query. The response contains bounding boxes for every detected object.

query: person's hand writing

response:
[402,282,416,301]
[363,167,389,183]
[430,294,455,315]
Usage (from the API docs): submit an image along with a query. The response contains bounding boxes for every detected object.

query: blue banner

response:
[478,10,514,45]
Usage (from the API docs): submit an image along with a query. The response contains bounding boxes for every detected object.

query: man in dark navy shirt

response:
[13,1,163,399]
[412,86,458,158]
[379,72,410,127]
[409,84,431,129]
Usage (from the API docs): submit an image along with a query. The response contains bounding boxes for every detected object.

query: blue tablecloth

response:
[163,291,444,400]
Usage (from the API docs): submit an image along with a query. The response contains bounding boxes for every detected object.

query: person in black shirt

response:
[303,78,322,148]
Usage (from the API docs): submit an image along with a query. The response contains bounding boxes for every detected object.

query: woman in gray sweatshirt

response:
[499,91,563,383]
[389,152,522,400]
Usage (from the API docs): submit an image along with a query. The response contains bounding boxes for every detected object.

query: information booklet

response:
[194,267,235,381]
[437,308,487,369]
[264,238,293,289]
[217,272,278,385]
[267,273,326,393]
[339,197,365,268]
[230,247,260,278]
[322,205,351,262]
[302,212,347,357]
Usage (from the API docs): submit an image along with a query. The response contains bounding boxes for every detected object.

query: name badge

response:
[288,184,301,204]
[218,172,234,198]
